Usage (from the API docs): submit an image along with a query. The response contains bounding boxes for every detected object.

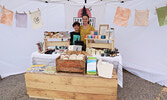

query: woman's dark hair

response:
[82,15,90,24]
[72,21,80,27]
[82,6,90,24]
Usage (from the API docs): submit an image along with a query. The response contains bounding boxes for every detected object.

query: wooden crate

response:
[44,38,70,51]
[25,70,118,100]
[85,38,115,50]
[56,56,86,74]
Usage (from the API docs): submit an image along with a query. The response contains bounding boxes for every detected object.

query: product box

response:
[87,57,97,75]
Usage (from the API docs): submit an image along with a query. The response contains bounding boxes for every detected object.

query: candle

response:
[88,35,92,39]
[92,35,95,38]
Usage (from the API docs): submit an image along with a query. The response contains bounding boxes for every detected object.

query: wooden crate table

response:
[85,38,115,50]
[25,69,118,100]
[44,38,70,51]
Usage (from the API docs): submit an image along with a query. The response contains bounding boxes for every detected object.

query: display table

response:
[31,51,123,87]
[31,51,60,66]
[25,69,118,100]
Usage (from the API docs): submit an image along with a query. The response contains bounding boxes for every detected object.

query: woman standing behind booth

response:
[80,15,95,45]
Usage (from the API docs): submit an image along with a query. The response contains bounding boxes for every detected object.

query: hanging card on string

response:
[30,9,43,29]
[0,7,13,26]
[134,9,149,26]
[113,6,131,27]
[15,12,27,28]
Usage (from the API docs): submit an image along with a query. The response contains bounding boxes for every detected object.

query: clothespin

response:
[29,10,31,14]
[3,5,5,9]
[155,6,157,10]
[24,11,26,14]
[38,8,40,11]
[16,10,18,14]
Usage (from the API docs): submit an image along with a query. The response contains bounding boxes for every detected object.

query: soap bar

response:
[60,55,65,59]
[77,56,83,60]
[69,54,77,60]
[63,55,69,60]
[68,45,76,51]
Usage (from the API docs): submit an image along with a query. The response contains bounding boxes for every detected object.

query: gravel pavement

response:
[0,70,167,100]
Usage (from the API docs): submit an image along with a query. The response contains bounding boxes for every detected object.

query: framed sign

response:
[73,17,96,28]
[99,24,109,35]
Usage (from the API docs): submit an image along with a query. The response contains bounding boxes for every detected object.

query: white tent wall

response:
[0,0,65,78]
[0,0,167,86]
[104,0,167,86]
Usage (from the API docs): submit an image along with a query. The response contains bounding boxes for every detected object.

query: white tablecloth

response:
[31,52,123,87]
[31,52,60,66]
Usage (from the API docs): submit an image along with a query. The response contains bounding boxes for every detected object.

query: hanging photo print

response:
[156,6,167,26]
[0,7,13,26]
[15,12,27,28]
[30,10,43,29]
[0,5,2,21]
[134,9,149,26]
[113,6,131,27]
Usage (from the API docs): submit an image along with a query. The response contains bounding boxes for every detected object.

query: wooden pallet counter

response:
[25,69,118,100]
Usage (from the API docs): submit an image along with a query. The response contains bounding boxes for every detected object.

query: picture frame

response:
[99,24,109,35]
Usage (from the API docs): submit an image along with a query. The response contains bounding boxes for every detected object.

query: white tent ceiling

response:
[40,0,131,4]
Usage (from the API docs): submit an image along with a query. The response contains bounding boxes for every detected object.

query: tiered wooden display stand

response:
[85,38,115,50]
[25,69,118,100]
[44,37,70,51]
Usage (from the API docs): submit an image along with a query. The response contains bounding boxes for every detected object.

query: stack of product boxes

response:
[87,57,97,75]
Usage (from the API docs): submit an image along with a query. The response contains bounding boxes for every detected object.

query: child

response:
[70,22,81,45]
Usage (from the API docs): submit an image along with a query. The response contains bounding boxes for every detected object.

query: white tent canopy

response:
[41,0,129,4]
[0,0,167,86]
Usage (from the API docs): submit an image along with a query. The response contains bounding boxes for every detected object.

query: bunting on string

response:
[30,10,43,29]
[0,4,167,28]
[134,9,149,26]
[113,6,131,27]
[15,12,27,28]
[156,6,167,26]
[0,7,13,26]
